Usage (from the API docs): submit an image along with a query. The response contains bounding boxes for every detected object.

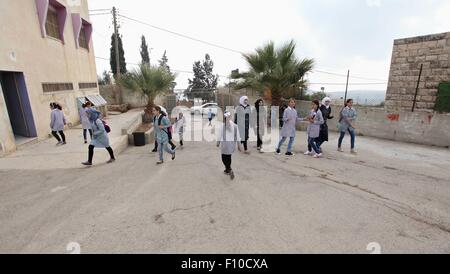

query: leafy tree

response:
[140,35,150,65]
[158,50,170,72]
[301,91,328,101]
[110,32,127,76]
[232,40,314,107]
[119,64,176,107]
[158,50,176,91]
[98,70,112,86]
[186,54,219,102]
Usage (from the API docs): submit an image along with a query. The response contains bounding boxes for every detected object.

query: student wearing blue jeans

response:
[276,99,302,156]
[152,106,176,164]
[338,99,357,153]
[338,129,356,151]
[304,100,324,158]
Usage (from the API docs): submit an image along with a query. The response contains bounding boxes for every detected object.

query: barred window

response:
[45,7,61,40]
[78,82,98,89]
[42,83,74,93]
[79,25,89,50]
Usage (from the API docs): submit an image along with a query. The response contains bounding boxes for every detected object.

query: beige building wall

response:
[0,0,100,156]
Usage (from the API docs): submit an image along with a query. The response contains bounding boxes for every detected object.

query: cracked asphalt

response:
[1,118,450,254]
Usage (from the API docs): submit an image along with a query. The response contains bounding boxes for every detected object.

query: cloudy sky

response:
[88,0,450,92]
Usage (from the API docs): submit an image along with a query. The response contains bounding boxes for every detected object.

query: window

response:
[78,82,98,89]
[45,6,61,40]
[36,0,67,41]
[78,24,89,49]
[42,83,74,93]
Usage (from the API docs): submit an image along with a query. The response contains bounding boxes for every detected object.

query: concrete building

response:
[385,32,450,112]
[0,0,103,156]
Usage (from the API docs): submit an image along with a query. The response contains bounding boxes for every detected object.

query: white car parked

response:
[190,103,219,116]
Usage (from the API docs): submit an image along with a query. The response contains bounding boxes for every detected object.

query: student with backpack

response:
[50,102,67,146]
[151,107,176,152]
[338,99,357,154]
[217,111,243,180]
[152,106,176,164]
[82,108,115,166]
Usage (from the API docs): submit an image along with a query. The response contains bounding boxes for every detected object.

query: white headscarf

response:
[239,96,249,107]
[322,97,331,109]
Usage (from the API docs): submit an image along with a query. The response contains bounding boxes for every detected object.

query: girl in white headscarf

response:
[217,111,243,180]
[234,96,251,153]
[317,97,334,152]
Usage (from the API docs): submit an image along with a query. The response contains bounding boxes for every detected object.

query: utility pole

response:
[344,70,350,106]
[412,64,423,112]
[112,7,123,104]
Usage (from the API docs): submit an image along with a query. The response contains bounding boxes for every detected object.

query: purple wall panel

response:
[35,0,49,37]
[72,13,81,48]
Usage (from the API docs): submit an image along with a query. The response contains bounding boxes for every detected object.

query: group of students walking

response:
[49,101,115,166]
[218,96,358,180]
[49,96,356,177]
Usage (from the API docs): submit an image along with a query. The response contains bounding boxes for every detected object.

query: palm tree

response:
[232,40,314,107]
[120,64,176,108]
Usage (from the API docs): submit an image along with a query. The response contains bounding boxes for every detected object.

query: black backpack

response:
[155,114,169,136]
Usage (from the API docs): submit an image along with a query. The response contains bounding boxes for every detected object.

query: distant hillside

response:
[327,90,386,105]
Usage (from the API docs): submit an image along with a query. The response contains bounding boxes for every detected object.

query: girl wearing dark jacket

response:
[254,99,266,151]
[317,97,334,152]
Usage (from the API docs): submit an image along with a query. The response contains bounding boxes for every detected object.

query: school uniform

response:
[50,109,66,143]
[216,121,241,173]
[81,107,93,141]
[277,106,301,153]
[174,116,186,146]
[306,109,324,154]
[338,106,357,149]
[83,109,115,165]
[155,114,175,162]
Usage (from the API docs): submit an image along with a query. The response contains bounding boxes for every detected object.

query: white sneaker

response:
[313,153,323,158]
[304,151,312,156]
[337,148,344,152]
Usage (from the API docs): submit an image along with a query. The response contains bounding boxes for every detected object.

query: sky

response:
[88,0,450,93]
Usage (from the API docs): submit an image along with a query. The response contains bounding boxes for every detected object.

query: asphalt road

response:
[1,118,450,254]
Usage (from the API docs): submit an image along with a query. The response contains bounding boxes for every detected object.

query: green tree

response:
[140,35,150,65]
[158,50,170,72]
[110,33,127,76]
[158,50,176,91]
[232,40,314,107]
[119,64,176,107]
[98,70,112,86]
[186,54,219,102]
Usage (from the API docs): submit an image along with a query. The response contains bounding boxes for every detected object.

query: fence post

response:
[412,64,423,112]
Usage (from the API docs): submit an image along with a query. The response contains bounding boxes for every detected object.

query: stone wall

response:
[386,32,450,112]
[295,100,450,148]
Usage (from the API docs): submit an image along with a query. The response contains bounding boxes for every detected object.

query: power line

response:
[309,82,387,86]
[314,70,387,82]
[91,12,386,82]
[89,8,111,12]
[94,56,230,78]
[118,14,244,55]
[89,12,111,16]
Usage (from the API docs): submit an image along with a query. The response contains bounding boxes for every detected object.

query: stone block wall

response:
[386,32,450,112]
